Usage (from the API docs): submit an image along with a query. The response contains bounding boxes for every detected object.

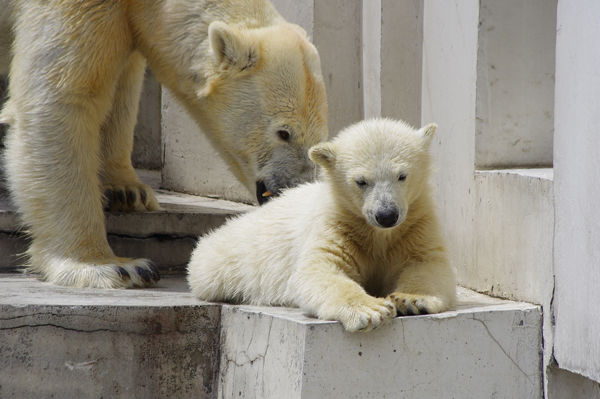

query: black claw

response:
[135,267,151,283]
[127,188,138,208]
[116,188,127,205]
[117,267,130,280]
[140,189,148,205]
[147,262,161,281]
[417,307,429,315]
[404,308,416,316]
[104,189,114,211]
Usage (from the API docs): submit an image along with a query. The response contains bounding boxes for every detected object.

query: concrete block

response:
[218,287,542,398]
[547,365,600,399]
[471,169,554,304]
[0,275,220,399]
[1,275,542,398]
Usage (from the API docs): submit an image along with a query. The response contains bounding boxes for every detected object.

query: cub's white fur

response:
[0,0,328,288]
[188,119,456,332]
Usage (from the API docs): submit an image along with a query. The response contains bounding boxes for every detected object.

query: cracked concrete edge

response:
[218,304,307,399]
[215,289,542,398]
[0,304,221,399]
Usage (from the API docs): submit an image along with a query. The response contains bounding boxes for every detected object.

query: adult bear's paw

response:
[40,257,161,289]
[103,182,161,212]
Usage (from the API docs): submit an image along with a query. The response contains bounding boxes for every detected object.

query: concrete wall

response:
[132,69,162,171]
[380,0,423,128]
[313,0,363,137]
[161,89,254,203]
[419,0,600,396]
[553,0,600,384]
[475,0,555,168]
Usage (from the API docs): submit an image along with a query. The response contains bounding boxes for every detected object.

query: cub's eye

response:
[356,179,367,188]
[398,173,408,182]
[277,130,290,141]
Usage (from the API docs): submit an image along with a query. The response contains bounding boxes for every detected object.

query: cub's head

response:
[310,119,437,229]
[200,21,328,205]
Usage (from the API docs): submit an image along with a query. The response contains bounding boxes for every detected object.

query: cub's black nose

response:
[375,208,399,228]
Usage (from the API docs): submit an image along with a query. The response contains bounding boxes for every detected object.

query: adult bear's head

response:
[196,21,328,205]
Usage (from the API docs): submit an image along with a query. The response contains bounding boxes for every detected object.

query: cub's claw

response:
[388,292,444,316]
[332,296,396,332]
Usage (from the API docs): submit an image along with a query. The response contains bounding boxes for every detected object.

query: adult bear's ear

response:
[309,142,336,169]
[209,21,259,72]
[417,123,437,148]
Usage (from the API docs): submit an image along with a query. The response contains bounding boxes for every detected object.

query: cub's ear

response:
[209,21,259,72]
[309,142,336,169]
[417,123,437,147]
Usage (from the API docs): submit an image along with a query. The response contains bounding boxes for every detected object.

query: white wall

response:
[313,0,363,137]
[380,0,423,128]
[421,1,559,395]
[475,0,555,168]
[553,0,600,384]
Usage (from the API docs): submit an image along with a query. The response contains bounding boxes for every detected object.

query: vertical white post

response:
[553,0,600,384]
[362,0,382,119]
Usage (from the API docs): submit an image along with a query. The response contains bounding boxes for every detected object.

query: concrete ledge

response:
[0,275,220,399]
[1,275,542,398]
[219,287,543,398]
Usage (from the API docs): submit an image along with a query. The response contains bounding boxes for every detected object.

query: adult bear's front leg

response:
[3,1,160,288]
[100,51,161,213]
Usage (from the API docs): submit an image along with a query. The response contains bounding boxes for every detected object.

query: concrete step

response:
[0,170,254,273]
[0,274,542,399]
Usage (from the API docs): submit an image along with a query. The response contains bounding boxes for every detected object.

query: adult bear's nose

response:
[375,207,399,228]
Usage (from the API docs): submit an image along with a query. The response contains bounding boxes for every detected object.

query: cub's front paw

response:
[327,296,396,332]
[103,182,161,212]
[387,292,448,316]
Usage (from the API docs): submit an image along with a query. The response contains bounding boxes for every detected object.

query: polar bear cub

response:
[188,119,456,332]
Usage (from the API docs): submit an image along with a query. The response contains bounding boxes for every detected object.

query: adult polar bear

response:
[0,0,328,288]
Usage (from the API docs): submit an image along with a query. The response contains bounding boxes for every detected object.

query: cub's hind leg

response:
[100,51,161,212]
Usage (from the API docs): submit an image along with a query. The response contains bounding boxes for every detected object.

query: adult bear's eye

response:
[356,179,367,188]
[398,173,407,182]
[277,130,290,141]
